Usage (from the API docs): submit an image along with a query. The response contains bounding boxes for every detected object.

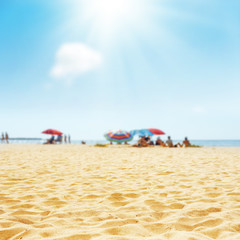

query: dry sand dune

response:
[0,144,240,240]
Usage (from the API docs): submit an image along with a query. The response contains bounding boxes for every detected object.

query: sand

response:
[0,144,240,240]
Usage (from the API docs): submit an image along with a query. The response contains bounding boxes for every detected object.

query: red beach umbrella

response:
[42,129,63,135]
[148,128,165,135]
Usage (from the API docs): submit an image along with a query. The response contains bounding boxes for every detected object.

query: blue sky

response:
[0,0,239,140]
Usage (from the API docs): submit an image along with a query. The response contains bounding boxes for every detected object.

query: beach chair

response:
[43,135,55,144]
[55,135,62,144]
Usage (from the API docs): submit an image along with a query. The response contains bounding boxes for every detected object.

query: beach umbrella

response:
[42,129,63,135]
[130,128,165,137]
[104,130,133,143]
[148,128,165,135]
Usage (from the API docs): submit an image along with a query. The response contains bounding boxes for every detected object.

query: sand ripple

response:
[0,145,240,239]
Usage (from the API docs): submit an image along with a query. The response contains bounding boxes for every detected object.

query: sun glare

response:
[81,0,148,33]
[90,0,132,20]
[66,0,162,49]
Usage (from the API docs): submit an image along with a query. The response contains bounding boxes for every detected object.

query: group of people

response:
[165,136,191,147]
[44,134,71,144]
[135,136,191,148]
[1,132,9,144]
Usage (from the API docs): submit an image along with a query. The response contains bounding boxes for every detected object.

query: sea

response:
[5,138,240,147]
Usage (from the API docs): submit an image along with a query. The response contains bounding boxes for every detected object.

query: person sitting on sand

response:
[177,137,191,148]
[149,140,154,145]
[156,137,166,147]
[145,135,154,145]
[156,137,162,145]
[166,136,176,147]
[133,136,149,147]
[183,137,191,147]
[44,135,55,144]
[145,136,150,142]
[139,136,149,147]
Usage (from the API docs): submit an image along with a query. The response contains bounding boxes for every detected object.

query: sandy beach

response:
[0,145,240,240]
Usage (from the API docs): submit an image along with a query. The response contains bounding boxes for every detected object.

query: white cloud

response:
[50,43,102,83]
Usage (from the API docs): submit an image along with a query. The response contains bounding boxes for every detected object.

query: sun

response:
[81,0,148,34]
[88,0,133,21]
[66,0,157,48]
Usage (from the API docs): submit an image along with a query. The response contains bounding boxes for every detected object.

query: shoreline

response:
[2,139,240,147]
[1,143,240,149]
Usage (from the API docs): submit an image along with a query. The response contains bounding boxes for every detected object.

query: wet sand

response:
[0,144,240,240]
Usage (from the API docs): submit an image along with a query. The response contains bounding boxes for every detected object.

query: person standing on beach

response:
[68,134,71,144]
[2,133,5,143]
[64,135,67,144]
[5,132,9,144]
